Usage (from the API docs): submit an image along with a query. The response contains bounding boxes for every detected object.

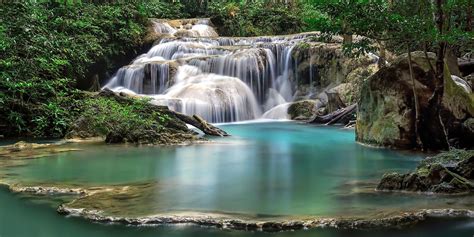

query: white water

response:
[104,19,315,122]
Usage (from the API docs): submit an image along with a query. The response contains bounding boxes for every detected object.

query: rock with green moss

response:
[287,100,320,120]
[66,90,199,145]
[377,149,474,194]
[291,41,377,104]
[356,52,474,149]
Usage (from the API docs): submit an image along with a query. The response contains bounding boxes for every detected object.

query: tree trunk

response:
[446,46,461,77]
[325,92,346,113]
[168,111,229,137]
[407,45,423,150]
[310,103,356,125]
[427,0,450,149]
[378,40,387,68]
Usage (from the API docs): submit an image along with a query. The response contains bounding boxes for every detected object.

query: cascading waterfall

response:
[104,19,315,123]
[151,65,262,122]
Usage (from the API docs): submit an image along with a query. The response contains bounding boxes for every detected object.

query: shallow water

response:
[1,186,474,237]
[0,122,473,236]
[1,122,473,218]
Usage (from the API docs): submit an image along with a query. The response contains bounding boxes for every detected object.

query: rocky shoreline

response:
[377,149,474,194]
[56,205,473,232]
[1,145,473,233]
[2,179,472,232]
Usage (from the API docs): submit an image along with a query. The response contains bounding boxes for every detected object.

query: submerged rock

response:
[0,141,80,159]
[377,149,474,194]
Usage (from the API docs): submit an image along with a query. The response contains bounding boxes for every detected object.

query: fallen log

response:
[310,103,357,125]
[166,110,229,137]
[99,89,229,137]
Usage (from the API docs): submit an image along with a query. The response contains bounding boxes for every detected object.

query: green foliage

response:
[207,0,305,37]
[137,0,187,19]
[80,97,167,137]
[0,1,179,138]
[303,0,474,56]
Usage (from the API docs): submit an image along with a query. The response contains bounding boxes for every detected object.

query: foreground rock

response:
[356,52,474,149]
[56,204,473,232]
[377,149,474,194]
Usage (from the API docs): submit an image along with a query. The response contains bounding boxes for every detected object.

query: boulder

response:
[287,100,319,120]
[356,52,474,149]
[291,41,378,103]
[377,149,474,194]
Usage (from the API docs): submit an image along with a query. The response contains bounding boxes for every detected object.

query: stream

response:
[1,122,473,236]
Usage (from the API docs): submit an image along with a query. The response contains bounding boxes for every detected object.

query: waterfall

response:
[151,65,261,123]
[104,19,314,123]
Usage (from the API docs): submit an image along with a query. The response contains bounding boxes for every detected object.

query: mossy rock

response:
[292,42,376,97]
[356,51,474,149]
[287,100,318,120]
[66,90,197,145]
[377,149,474,194]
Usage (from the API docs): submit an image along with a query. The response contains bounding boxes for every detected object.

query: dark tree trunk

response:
[407,45,423,150]
[422,0,450,150]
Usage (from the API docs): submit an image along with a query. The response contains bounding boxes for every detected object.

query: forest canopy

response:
[0,0,472,139]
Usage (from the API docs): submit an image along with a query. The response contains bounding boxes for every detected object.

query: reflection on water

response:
[1,186,473,237]
[0,122,472,219]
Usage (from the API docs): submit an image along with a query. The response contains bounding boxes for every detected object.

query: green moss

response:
[369,113,400,144]
[416,167,430,177]
[418,149,474,169]
[296,42,311,50]
[443,65,474,119]
[288,100,316,119]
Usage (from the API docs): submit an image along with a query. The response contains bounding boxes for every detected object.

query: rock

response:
[356,51,474,149]
[287,100,319,120]
[465,73,474,88]
[291,41,377,103]
[0,141,80,159]
[458,56,474,76]
[67,89,226,145]
[451,75,472,93]
[4,141,50,152]
[377,173,405,190]
[377,149,474,194]
[66,116,102,140]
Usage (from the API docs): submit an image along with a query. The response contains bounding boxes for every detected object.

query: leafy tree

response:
[0,1,182,138]
[304,0,474,150]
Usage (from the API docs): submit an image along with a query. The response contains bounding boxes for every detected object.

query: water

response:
[103,19,330,123]
[1,122,472,220]
[0,122,473,236]
[0,186,473,237]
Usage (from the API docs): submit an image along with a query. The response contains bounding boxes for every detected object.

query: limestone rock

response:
[292,42,378,104]
[377,149,474,194]
[287,100,319,120]
[356,52,474,149]
[451,75,472,93]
